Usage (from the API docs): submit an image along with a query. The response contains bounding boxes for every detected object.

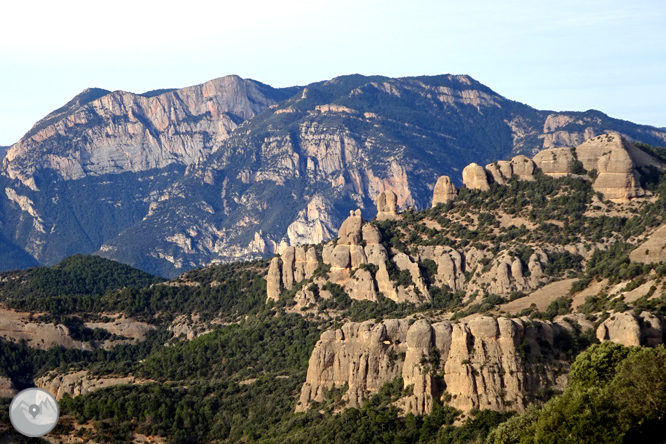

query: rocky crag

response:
[297,316,571,415]
[2,75,666,277]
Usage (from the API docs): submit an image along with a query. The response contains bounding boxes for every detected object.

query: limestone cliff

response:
[297,316,571,415]
[3,76,294,190]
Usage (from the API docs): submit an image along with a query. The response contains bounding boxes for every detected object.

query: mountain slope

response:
[2,74,666,276]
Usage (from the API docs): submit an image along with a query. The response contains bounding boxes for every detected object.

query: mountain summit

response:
[1,74,665,276]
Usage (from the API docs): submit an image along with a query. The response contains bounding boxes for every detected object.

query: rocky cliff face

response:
[3,76,295,190]
[297,315,571,415]
[2,74,666,277]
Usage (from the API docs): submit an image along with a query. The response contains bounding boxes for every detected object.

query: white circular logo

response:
[9,388,60,437]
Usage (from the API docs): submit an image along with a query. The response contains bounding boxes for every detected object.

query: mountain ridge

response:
[1,74,666,276]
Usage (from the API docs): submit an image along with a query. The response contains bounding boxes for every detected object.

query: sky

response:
[1,0,665,146]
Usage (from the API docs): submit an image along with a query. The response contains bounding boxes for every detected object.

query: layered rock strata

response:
[531,132,663,201]
[4,76,287,190]
[297,316,570,415]
[630,224,666,263]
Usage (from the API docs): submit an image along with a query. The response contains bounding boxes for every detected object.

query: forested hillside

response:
[1,140,666,443]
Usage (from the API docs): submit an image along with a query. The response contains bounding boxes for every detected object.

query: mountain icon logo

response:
[9,388,60,437]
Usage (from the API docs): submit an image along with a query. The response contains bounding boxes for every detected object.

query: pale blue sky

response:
[1,0,665,146]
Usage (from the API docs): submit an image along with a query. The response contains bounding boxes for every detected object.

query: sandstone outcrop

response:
[318,210,430,304]
[376,191,400,221]
[266,257,282,301]
[265,246,319,301]
[629,224,666,264]
[596,311,664,347]
[462,163,490,191]
[532,147,575,177]
[486,156,536,184]
[431,176,457,207]
[297,316,570,415]
[469,251,548,295]
[0,308,92,350]
[596,312,642,346]
[417,246,465,291]
[35,371,145,400]
[576,133,645,200]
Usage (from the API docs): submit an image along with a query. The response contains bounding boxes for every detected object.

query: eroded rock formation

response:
[376,190,400,220]
[630,224,666,264]
[431,176,457,206]
[4,76,286,190]
[576,132,661,200]
[265,245,319,301]
[462,163,490,191]
[532,147,575,177]
[297,315,570,415]
[596,311,664,347]
[485,156,536,185]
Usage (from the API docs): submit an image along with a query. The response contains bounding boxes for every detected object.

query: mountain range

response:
[2,74,665,277]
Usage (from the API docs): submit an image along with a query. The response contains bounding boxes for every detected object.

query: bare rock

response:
[362,224,382,244]
[528,251,547,280]
[330,244,352,269]
[293,287,318,310]
[344,268,378,301]
[296,319,411,412]
[462,163,490,191]
[596,312,641,346]
[266,257,282,301]
[393,252,430,302]
[293,246,307,282]
[350,244,368,268]
[376,191,400,221]
[322,243,335,265]
[486,161,514,185]
[401,320,436,415]
[339,210,364,245]
[510,155,536,180]
[282,246,295,290]
[375,263,398,301]
[576,133,650,200]
[533,147,575,177]
[418,246,464,291]
[305,247,319,277]
[432,176,457,207]
[639,312,664,346]
[365,243,389,266]
[298,316,570,415]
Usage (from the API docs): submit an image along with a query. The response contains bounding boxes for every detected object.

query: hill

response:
[1,75,666,276]
[1,136,666,442]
